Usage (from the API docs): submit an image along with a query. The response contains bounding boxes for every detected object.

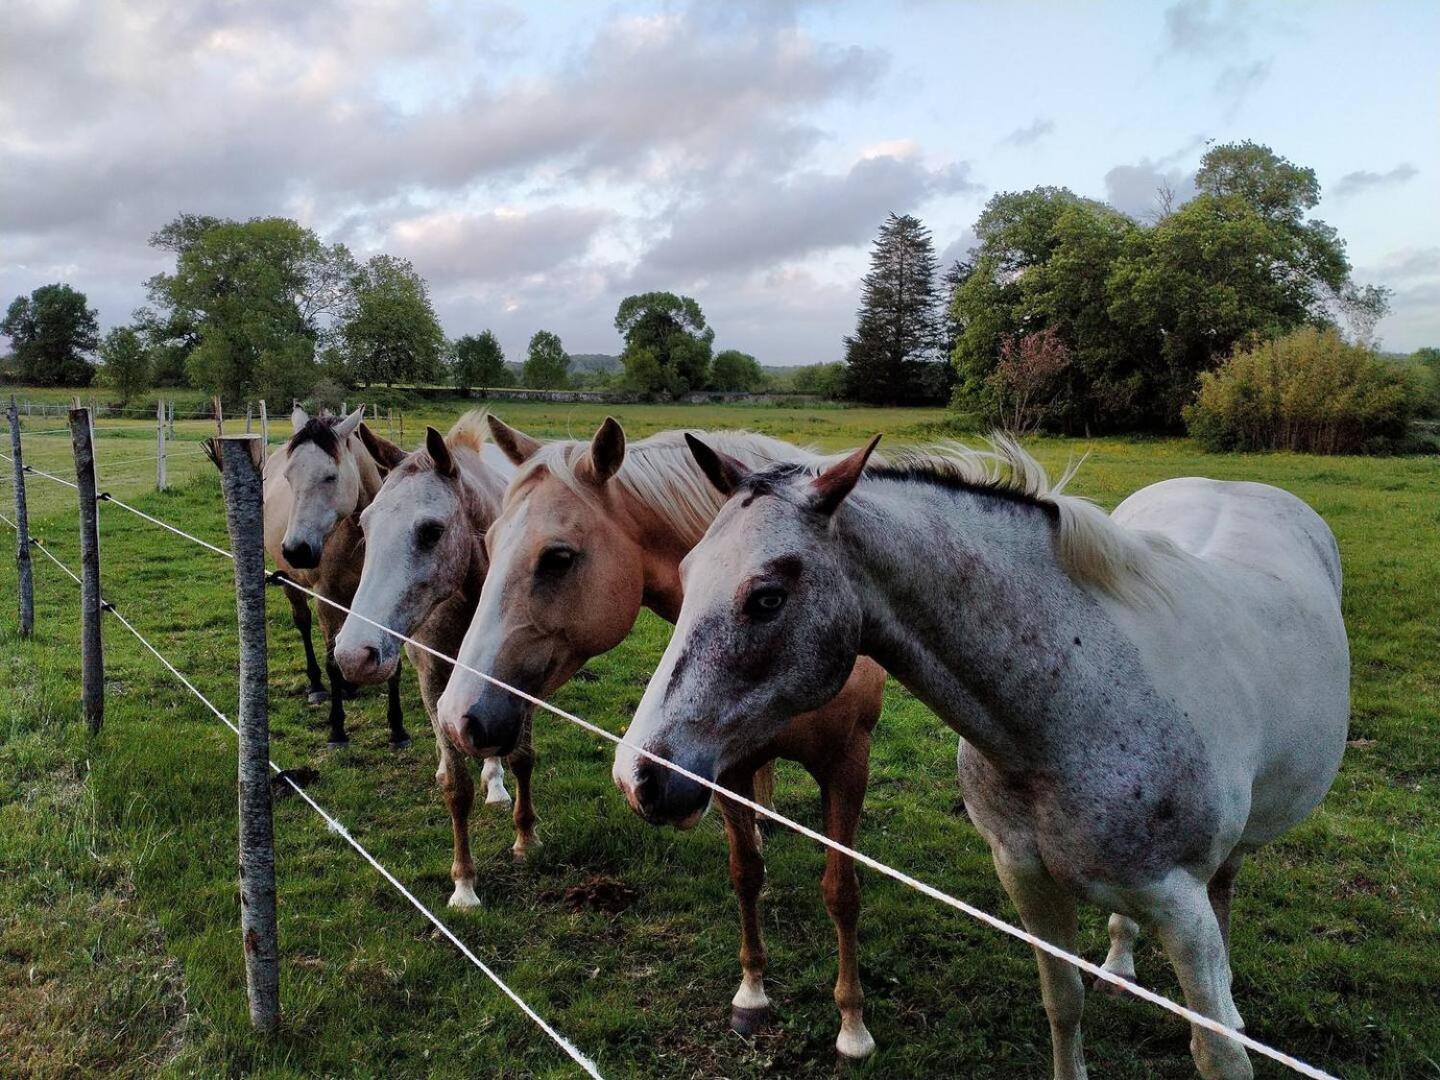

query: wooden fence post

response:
[259,400,269,449]
[8,397,34,637]
[246,404,253,433]
[218,434,279,1034]
[70,408,103,733]
[213,396,225,437]
[156,400,168,491]
[168,400,175,438]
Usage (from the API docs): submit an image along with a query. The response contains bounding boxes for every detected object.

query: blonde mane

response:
[512,427,1182,604]
[446,409,491,453]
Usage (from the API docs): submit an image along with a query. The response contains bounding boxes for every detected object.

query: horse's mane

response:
[446,409,490,454]
[874,436,1182,604]
[511,429,831,546]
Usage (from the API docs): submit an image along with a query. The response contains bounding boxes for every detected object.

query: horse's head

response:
[436,416,646,760]
[614,434,881,828]
[278,405,366,569]
[335,421,499,685]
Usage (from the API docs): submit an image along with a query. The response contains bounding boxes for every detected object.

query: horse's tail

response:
[752,761,777,814]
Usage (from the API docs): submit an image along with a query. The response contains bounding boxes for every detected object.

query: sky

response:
[2,0,1437,365]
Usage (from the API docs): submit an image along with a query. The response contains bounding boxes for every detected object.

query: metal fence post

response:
[218,434,279,1033]
[70,408,103,733]
[8,397,34,637]
[156,400,168,491]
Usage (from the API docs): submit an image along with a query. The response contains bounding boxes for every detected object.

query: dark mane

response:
[287,417,343,460]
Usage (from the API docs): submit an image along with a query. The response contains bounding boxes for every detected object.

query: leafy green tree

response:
[523,330,570,389]
[616,292,714,396]
[788,361,847,399]
[1,284,100,386]
[453,330,508,392]
[843,213,948,404]
[97,326,151,404]
[709,349,765,392]
[341,255,445,387]
[145,214,356,405]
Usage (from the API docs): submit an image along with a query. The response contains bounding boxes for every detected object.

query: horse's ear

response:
[685,433,750,496]
[333,404,365,441]
[425,426,457,478]
[809,434,881,516]
[291,403,309,433]
[581,416,626,485]
[487,415,541,465]
[357,422,408,473]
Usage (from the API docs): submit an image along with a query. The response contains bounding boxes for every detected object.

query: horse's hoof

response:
[327,737,350,750]
[448,881,482,909]
[307,689,329,707]
[485,791,514,808]
[729,1004,774,1037]
[836,1021,877,1061]
[1092,971,1133,996]
[341,683,360,701]
[511,837,540,861]
[390,735,412,751]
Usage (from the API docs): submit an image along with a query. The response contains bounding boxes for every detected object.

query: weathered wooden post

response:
[245,404,253,433]
[259,400,269,449]
[156,399,168,491]
[213,396,225,437]
[218,434,279,1033]
[168,400,175,438]
[8,397,34,637]
[70,407,103,733]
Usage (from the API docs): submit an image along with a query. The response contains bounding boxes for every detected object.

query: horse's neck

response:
[349,438,384,511]
[843,481,1138,771]
[612,485,695,624]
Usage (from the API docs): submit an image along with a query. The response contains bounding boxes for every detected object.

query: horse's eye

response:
[536,546,576,579]
[744,586,787,621]
[416,522,445,549]
[323,474,338,484]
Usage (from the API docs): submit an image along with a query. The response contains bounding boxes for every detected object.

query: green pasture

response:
[0,397,1436,1078]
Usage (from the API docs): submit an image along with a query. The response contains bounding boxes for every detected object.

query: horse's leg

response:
[1208,852,1246,1017]
[717,768,770,1036]
[480,757,512,807]
[507,712,539,859]
[437,739,480,908]
[286,586,327,705]
[1095,913,1141,994]
[1151,873,1252,1080]
[386,665,411,749]
[815,746,875,1060]
[324,654,349,747]
[992,845,1087,1080]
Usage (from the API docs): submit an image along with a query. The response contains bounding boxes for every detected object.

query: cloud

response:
[938,227,980,269]
[1332,164,1419,199]
[383,206,614,286]
[1374,247,1440,280]
[998,118,1055,148]
[637,155,979,279]
[1213,58,1271,117]
[1163,0,1245,56]
[1104,160,1200,220]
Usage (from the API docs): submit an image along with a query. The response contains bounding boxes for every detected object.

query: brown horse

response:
[435,417,887,1060]
[335,415,527,909]
[236,405,411,748]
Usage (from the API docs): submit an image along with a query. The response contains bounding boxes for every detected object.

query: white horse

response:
[616,435,1349,1079]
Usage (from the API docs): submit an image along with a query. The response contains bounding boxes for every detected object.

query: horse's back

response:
[1113,477,1340,603]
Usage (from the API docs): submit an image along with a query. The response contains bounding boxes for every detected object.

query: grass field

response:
[0,397,1437,1078]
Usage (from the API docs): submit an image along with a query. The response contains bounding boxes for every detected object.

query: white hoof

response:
[481,758,511,806]
[836,1017,877,1060]
[512,834,540,861]
[448,879,481,909]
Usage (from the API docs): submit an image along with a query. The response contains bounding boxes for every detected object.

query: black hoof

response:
[729,1004,774,1037]
[307,689,330,707]
[327,736,350,750]
[390,735,412,751]
[341,682,361,701]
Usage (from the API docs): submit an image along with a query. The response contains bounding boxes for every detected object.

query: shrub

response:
[1186,327,1416,453]
[988,327,1071,433]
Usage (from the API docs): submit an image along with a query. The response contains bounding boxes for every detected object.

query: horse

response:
[618,434,1349,1080]
[261,405,411,749]
[333,414,525,909]
[434,416,888,1060]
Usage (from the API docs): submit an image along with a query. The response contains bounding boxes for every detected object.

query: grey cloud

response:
[939,227,980,269]
[1163,0,1245,56]
[638,155,979,278]
[1104,160,1199,220]
[1375,247,1440,280]
[1213,58,1271,117]
[1333,164,1419,199]
[999,118,1055,148]
[383,206,614,286]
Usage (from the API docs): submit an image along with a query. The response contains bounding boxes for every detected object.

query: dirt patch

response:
[541,875,639,915]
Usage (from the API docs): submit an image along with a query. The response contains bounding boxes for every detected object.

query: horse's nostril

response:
[634,762,661,814]
[363,645,380,669]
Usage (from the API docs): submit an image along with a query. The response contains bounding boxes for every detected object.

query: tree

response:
[145,214,357,404]
[523,330,570,389]
[990,328,1071,433]
[341,255,445,387]
[97,326,151,404]
[843,213,947,404]
[2,284,100,386]
[709,349,765,392]
[616,292,714,396]
[453,330,507,393]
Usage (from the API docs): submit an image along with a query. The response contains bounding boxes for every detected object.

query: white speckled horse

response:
[618,435,1349,1079]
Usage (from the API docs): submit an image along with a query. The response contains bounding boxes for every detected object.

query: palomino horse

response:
[264,405,411,749]
[334,415,524,908]
[619,435,1349,1080]
[435,417,887,1060]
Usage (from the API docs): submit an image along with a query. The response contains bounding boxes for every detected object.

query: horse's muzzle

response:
[281,540,320,570]
[444,686,525,759]
[627,757,713,829]
[334,640,398,685]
